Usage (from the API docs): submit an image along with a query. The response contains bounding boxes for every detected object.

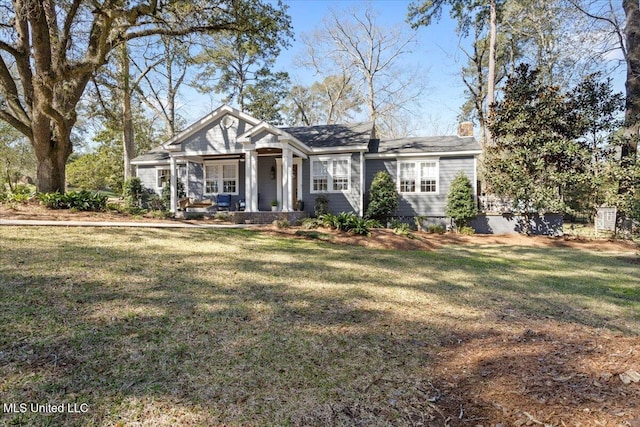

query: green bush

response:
[459,225,475,235]
[38,191,108,211]
[446,172,477,232]
[123,177,148,209]
[319,212,377,236]
[274,218,290,228]
[106,202,124,213]
[147,193,165,211]
[393,222,411,236]
[11,184,34,196]
[427,224,446,234]
[1,184,35,204]
[366,171,398,222]
[314,194,329,216]
[301,217,323,229]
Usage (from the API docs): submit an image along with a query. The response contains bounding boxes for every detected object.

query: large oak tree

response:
[0,0,290,192]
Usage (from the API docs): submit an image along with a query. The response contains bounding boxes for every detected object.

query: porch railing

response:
[478,194,513,213]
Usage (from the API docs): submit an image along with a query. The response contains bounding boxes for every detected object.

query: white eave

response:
[310,145,369,154]
[365,149,482,159]
[237,121,283,142]
[163,105,261,149]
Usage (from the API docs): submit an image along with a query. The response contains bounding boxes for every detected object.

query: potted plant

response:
[271,199,278,211]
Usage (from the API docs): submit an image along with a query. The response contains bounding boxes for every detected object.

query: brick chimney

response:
[457,121,474,137]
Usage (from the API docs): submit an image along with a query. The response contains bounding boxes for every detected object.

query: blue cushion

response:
[217,194,231,208]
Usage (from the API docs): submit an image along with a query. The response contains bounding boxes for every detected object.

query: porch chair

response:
[216,194,231,211]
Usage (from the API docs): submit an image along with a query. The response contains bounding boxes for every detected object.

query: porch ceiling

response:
[257,148,281,155]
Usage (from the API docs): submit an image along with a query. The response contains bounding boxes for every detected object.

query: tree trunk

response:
[33,122,70,193]
[486,0,497,144]
[121,45,135,182]
[623,0,640,158]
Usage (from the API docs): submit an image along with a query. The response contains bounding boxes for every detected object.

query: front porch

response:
[167,146,306,214]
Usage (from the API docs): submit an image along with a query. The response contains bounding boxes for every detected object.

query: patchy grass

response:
[0,227,638,426]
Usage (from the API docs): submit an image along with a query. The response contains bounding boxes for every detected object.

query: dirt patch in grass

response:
[266,225,638,253]
[427,318,640,426]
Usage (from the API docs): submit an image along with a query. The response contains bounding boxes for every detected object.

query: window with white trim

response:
[310,156,351,193]
[204,161,239,195]
[399,163,416,192]
[157,168,170,189]
[312,160,328,192]
[397,160,438,193]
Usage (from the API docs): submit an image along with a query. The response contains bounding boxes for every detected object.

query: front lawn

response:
[0,227,638,426]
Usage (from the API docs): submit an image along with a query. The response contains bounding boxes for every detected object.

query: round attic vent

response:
[221,116,235,129]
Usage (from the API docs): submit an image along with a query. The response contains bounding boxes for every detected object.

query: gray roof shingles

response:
[132,122,481,163]
[279,122,373,148]
[131,147,170,163]
[375,135,481,154]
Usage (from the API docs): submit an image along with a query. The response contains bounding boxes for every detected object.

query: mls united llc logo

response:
[3,402,89,414]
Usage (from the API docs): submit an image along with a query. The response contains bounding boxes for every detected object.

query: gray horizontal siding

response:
[136,166,158,194]
[365,156,476,217]
[301,152,362,215]
[136,164,187,197]
[180,117,250,154]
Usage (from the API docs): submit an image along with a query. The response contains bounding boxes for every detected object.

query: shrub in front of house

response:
[314,194,329,216]
[445,171,477,232]
[123,177,147,210]
[366,170,398,223]
[427,224,446,234]
[319,212,378,236]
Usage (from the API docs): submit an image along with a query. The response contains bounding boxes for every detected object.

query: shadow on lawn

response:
[0,227,639,426]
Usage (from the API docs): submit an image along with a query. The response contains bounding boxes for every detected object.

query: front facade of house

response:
[131,105,481,217]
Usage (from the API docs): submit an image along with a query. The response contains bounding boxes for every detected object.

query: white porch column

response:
[170,155,177,213]
[282,147,293,212]
[244,150,258,212]
[244,152,252,212]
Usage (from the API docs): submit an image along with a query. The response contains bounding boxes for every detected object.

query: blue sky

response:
[183,0,470,136]
[176,0,627,137]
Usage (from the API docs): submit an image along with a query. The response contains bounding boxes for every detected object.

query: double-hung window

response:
[399,163,416,192]
[397,160,439,194]
[310,156,351,193]
[420,162,438,193]
[332,159,349,191]
[205,161,238,195]
[312,160,329,192]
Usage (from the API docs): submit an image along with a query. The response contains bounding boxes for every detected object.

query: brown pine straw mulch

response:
[428,319,640,427]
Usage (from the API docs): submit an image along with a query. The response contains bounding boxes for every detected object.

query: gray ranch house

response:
[131,104,481,218]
